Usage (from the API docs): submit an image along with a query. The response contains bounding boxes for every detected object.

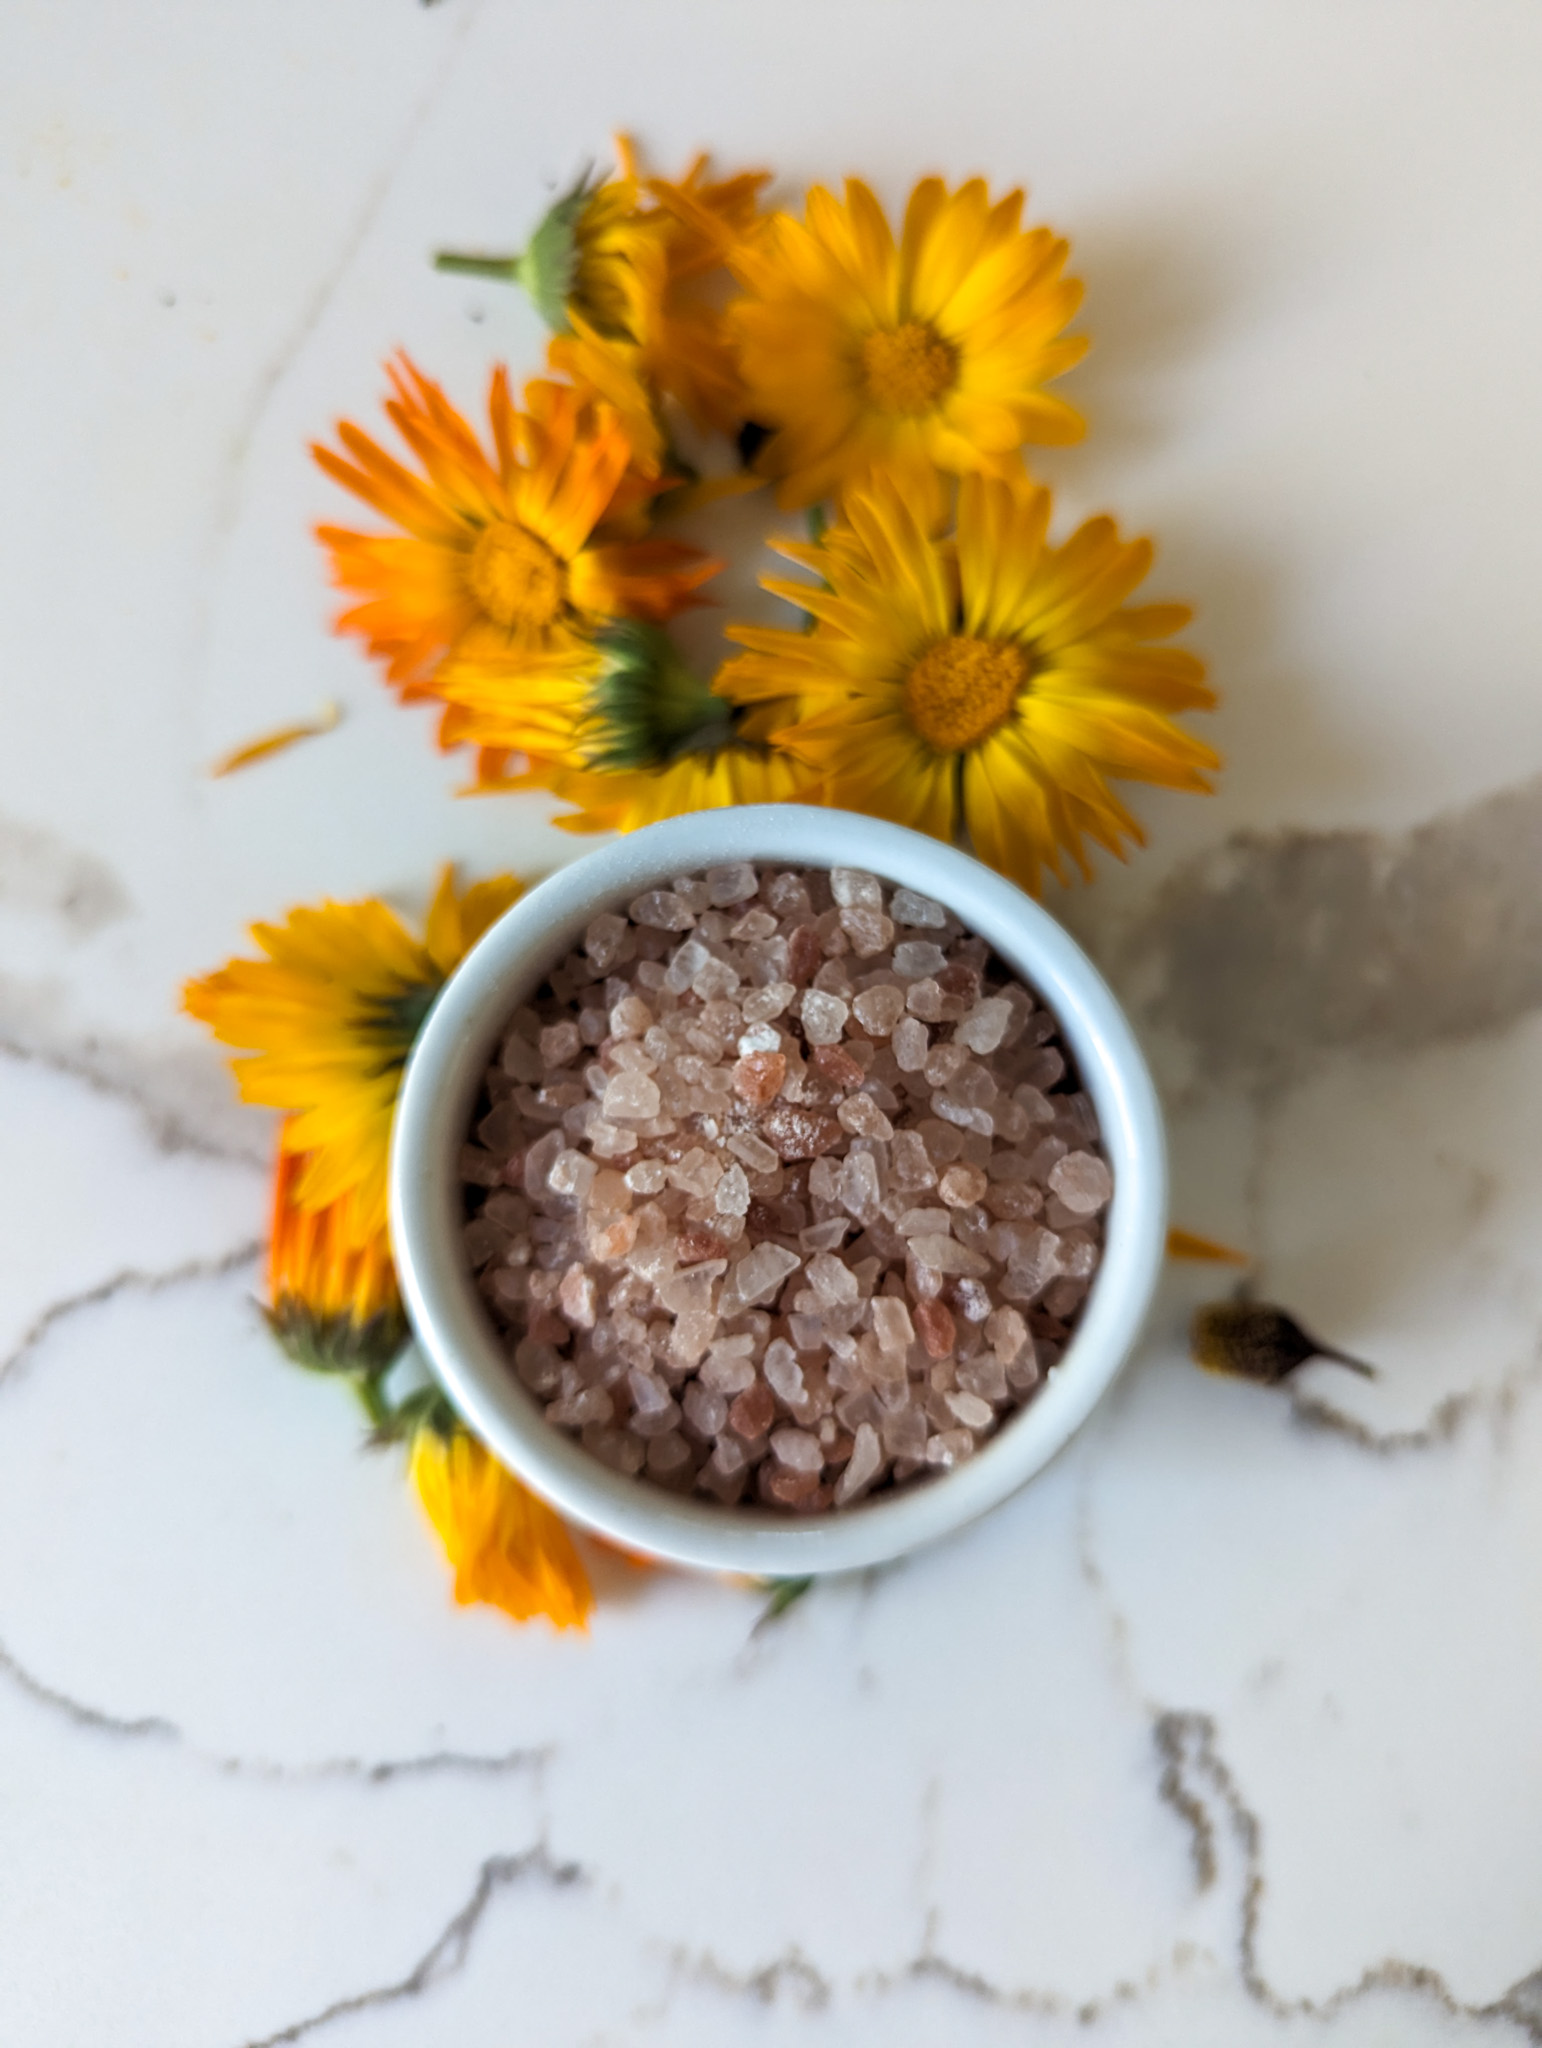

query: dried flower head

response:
[1191,1302,1376,1385]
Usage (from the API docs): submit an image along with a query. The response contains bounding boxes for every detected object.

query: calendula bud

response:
[1190,1301,1376,1386]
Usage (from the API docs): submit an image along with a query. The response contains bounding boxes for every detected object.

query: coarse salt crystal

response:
[630,889,696,930]
[893,940,949,980]
[890,888,947,928]
[602,1070,661,1121]
[1048,1149,1114,1216]
[799,988,850,1044]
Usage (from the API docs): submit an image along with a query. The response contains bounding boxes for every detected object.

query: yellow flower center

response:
[904,636,1029,752]
[468,520,567,631]
[859,321,959,416]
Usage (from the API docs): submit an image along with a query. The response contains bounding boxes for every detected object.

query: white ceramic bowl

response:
[390,806,1165,1576]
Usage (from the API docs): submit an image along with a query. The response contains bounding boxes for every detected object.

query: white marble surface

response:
[5,1,1542,2040]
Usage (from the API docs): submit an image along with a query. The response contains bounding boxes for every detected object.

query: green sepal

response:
[755,1575,814,1627]
[433,170,598,333]
[581,621,733,771]
[264,1299,410,1380]
[363,1383,458,1449]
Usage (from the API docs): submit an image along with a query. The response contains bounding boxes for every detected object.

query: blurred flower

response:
[313,357,717,780]
[535,701,816,833]
[437,139,768,435]
[264,1138,405,1376]
[184,866,522,1245]
[730,175,1085,508]
[410,1423,593,1629]
[1191,1302,1376,1384]
[722,468,1217,893]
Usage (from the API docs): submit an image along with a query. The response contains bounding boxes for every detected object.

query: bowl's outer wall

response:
[390,807,1167,1576]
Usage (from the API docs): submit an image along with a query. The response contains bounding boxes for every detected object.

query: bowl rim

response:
[390,804,1166,1575]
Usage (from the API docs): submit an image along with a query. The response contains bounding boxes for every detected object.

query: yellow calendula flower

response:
[313,356,717,781]
[437,139,769,436]
[722,469,1218,893]
[184,866,522,1246]
[265,1137,405,1375]
[533,701,818,834]
[730,175,1086,509]
[410,1424,593,1630]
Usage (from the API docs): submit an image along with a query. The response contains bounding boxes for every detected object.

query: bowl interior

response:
[390,807,1166,1576]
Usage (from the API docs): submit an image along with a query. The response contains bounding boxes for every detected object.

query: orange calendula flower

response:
[723,468,1218,894]
[437,139,769,436]
[184,866,522,1246]
[410,1425,593,1629]
[731,175,1086,508]
[313,357,717,777]
[265,1138,405,1375]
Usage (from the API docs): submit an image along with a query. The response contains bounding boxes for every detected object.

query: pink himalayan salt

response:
[732,1050,786,1104]
[464,862,1110,1518]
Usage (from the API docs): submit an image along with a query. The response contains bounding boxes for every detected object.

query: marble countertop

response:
[6,2,1542,2041]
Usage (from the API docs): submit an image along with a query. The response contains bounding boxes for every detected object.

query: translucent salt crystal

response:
[500,1034,544,1083]
[584,912,630,971]
[700,1348,757,1395]
[657,1262,725,1316]
[906,979,948,1023]
[676,1224,730,1265]
[946,1390,994,1431]
[1027,1136,1069,1183]
[837,1094,893,1140]
[881,1406,929,1460]
[886,1131,935,1196]
[938,1163,988,1208]
[737,1022,782,1055]
[514,1339,562,1394]
[890,887,947,928]
[924,1042,970,1088]
[728,1379,776,1440]
[1048,1150,1113,1216]
[847,987,901,1039]
[647,1432,693,1483]
[806,1251,860,1307]
[590,1214,639,1261]
[763,1339,806,1407]
[926,1429,975,1467]
[985,1305,1030,1364]
[934,1095,993,1136]
[579,1007,610,1047]
[834,1422,883,1505]
[760,1101,843,1161]
[626,1369,679,1435]
[788,1311,828,1352]
[669,875,712,913]
[799,1218,850,1254]
[706,861,758,906]
[665,1148,719,1198]
[608,1041,656,1077]
[839,905,894,957]
[1021,1046,1066,1090]
[663,937,711,994]
[870,1295,914,1355]
[769,873,816,920]
[539,1020,582,1068]
[742,981,795,1024]
[829,868,881,909]
[682,1382,729,1438]
[893,939,949,980]
[770,1427,823,1475]
[992,1099,1032,1143]
[558,1262,598,1328]
[669,1308,719,1370]
[691,956,739,1003]
[1043,1277,1087,1319]
[727,1130,780,1174]
[625,1159,669,1195]
[913,1297,957,1359]
[956,996,1012,1054]
[1002,1227,1063,1303]
[587,1121,636,1160]
[1057,1231,1099,1280]
[837,1150,882,1225]
[630,888,696,930]
[953,1277,992,1323]
[523,1129,565,1201]
[732,1050,787,1105]
[897,1206,952,1236]
[610,994,653,1039]
[800,989,850,1045]
[730,906,778,941]
[602,1070,661,1121]
[715,1163,751,1216]
[892,1017,929,1071]
[723,1241,801,1312]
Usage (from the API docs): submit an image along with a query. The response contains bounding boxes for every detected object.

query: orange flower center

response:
[468,520,567,631]
[904,636,1029,752]
[859,321,959,416]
